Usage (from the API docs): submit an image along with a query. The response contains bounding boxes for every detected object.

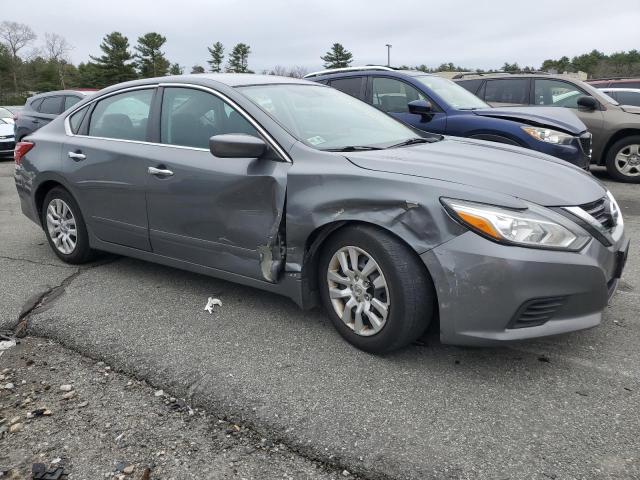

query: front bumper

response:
[422,228,628,346]
[0,140,15,158]
[537,137,590,169]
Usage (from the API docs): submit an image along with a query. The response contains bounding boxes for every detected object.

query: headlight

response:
[521,126,574,145]
[607,190,623,228]
[442,198,590,251]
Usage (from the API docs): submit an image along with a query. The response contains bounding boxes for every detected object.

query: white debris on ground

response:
[204,297,222,314]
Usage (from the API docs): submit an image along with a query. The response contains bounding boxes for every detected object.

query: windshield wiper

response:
[387,137,432,148]
[325,145,383,152]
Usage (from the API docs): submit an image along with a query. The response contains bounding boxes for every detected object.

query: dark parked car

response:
[15,90,94,141]
[14,74,628,353]
[588,77,640,89]
[0,118,15,158]
[599,88,640,107]
[455,73,640,182]
[305,67,591,169]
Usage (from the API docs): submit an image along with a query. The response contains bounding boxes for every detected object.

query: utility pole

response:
[385,44,392,67]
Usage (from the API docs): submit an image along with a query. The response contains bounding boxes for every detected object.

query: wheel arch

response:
[33,177,78,227]
[600,128,640,165]
[298,220,439,317]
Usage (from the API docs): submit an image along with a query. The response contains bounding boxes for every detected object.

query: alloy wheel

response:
[46,198,77,255]
[326,246,390,336]
[615,144,640,177]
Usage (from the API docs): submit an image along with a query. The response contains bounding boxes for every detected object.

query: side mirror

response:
[577,96,598,110]
[408,100,433,116]
[209,134,267,158]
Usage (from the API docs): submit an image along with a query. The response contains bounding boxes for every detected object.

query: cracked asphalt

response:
[1,161,639,479]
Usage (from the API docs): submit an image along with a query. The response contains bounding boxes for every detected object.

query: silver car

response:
[14,74,629,352]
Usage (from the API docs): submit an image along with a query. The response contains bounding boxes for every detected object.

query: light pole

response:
[385,44,392,67]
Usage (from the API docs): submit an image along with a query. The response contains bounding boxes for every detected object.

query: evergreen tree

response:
[226,43,251,73]
[89,32,137,87]
[321,43,353,69]
[169,63,183,75]
[207,41,224,72]
[134,32,170,77]
[191,64,205,74]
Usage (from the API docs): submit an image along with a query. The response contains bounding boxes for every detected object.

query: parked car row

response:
[454,72,640,182]
[14,73,629,353]
[13,90,93,142]
[306,67,592,170]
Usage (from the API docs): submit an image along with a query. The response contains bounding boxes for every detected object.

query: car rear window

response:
[38,96,63,114]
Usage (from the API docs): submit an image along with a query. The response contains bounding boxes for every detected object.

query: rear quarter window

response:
[456,79,483,94]
[328,77,365,99]
[29,98,44,111]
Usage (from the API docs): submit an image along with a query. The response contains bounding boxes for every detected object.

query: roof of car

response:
[310,68,434,80]
[31,90,94,99]
[600,87,640,93]
[158,73,313,87]
[454,73,566,81]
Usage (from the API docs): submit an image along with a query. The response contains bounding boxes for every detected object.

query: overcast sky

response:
[7,0,640,73]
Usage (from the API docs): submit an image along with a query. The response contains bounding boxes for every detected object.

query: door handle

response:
[32,119,40,124]
[148,166,174,177]
[68,151,86,161]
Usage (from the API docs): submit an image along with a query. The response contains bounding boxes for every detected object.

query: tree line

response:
[1,20,639,105]
[0,21,261,103]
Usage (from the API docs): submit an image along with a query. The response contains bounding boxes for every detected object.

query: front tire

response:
[42,187,95,264]
[318,224,435,353]
[605,135,640,183]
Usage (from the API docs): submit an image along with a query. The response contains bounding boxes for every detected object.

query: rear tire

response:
[42,187,95,264]
[605,135,640,183]
[318,224,435,353]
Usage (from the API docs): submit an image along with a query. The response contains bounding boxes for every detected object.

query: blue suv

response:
[306,67,591,168]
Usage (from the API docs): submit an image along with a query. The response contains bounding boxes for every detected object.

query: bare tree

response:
[44,33,73,88]
[0,21,37,92]
[288,65,309,78]
[268,65,288,76]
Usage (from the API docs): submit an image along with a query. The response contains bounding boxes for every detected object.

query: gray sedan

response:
[14,74,629,353]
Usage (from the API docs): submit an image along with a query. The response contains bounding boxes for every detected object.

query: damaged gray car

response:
[14,74,629,353]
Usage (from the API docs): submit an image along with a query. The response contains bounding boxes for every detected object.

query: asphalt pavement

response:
[1,161,639,479]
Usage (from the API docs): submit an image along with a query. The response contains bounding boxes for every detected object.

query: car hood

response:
[0,123,14,136]
[472,106,586,134]
[346,137,605,207]
[621,105,640,115]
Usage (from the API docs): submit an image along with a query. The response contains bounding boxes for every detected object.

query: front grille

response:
[0,140,15,152]
[579,132,592,157]
[508,296,567,329]
[580,197,614,230]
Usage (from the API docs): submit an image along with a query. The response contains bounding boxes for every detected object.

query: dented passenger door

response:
[145,86,289,281]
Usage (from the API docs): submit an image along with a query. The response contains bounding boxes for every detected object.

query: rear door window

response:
[484,79,529,106]
[88,89,154,141]
[38,96,63,114]
[328,77,365,99]
[371,77,426,113]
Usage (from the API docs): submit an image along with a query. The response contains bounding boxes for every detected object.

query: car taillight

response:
[14,141,34,165]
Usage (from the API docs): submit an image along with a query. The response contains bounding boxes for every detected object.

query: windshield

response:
[414,75,489,110]
[237,84,424,150]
